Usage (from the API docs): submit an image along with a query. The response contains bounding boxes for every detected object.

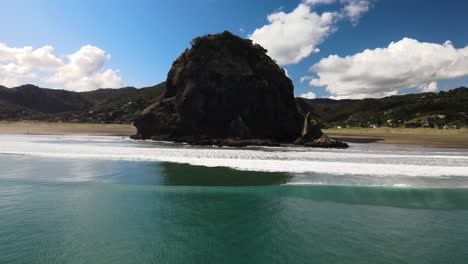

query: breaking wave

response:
[0,134,467,179]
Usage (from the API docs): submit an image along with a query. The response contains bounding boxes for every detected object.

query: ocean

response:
[0,134,467,263]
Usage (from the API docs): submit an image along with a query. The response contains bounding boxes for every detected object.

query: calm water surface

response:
[0,135,468,263]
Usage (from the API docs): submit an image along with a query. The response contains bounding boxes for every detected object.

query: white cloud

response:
[17,46,63,71]
[249,4,336,65]
[0,44,63,78]
[419,82,438,93]
[0,43,24,61]
[0,76,20,88]
[57,69,122,91]
[0,63,36,78]
[304,0,336,5]
[298,91,317,99]
[45,45,122,91]
[307,38,468,99]
[328,91,398,100]
[306,0,371,23]
[300,76,314,83]
[249,0,371,65]
[341,0,371,24]
[0,42,122,91]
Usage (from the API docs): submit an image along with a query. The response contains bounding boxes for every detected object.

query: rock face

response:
[132,31,303,143]
[294,113,349,148]
[132,31,348,148]
[295,113,323,142]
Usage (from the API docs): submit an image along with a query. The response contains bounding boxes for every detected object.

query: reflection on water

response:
[0,154,290,186]
[1,154,468,211]
[160,162,291,186]
[1,134,468,264]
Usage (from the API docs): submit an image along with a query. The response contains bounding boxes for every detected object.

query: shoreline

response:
[324,128,468,148]
[0,121,136,136]
[0,122,467,148]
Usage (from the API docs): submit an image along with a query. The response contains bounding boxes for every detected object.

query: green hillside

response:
[0,83,166,124]
[1,83,466,128]
[296,87,468,129]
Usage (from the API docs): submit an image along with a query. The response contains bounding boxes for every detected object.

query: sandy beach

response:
[324,128,468,148]
[0,121,136,136]
[0,122,467,147]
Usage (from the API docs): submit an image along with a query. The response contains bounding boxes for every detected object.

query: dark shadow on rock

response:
[132,31,348,148]
[132,31,302,144]
[294,112,349,148]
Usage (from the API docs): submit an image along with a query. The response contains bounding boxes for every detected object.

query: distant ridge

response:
[296,87,468,128]
[0,83,166,124]
[0,83,466,128]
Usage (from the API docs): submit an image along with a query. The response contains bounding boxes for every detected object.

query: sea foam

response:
[0,134,467,178]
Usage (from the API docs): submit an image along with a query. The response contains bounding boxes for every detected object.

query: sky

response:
[1,0,468,99]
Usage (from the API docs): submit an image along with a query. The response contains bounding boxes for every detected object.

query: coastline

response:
[324,128,468,148]
[0,121,467,148]
[0,121,136,136]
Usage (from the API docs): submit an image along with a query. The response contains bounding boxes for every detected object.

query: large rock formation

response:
[132,31,347,148]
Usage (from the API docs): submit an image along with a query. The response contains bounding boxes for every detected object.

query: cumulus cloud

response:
[306,0,372,22]
[45,45,122,91]
[420,82,438,93]
[298,91,317,99]
[0,42,122,91]
[306,38,468,99]
[341,0,371,23]
[249,4,336,65]
[0,63,36,78]
[17,46,63,71]
[0,44,63,80]
[0,76,20,88]
[249,0,371,65]
[0,43,24,61]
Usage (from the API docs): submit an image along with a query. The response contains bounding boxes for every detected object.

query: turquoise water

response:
[1,135,468,263]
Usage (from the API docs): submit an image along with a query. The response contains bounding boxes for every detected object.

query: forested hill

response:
[0,84,466,128]
[296,87,468,128]
[0,83,166,124]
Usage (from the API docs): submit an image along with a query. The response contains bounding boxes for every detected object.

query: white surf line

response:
[1,139,468,161]
[0,136,467,177]
[2,149,468,178]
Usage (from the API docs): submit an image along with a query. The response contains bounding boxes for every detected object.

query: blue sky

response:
[1,0,468,98]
